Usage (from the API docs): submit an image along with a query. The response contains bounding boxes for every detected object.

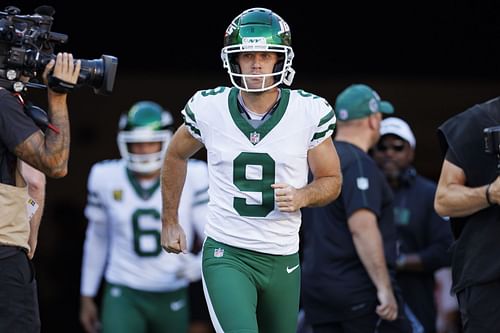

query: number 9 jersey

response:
[182,87,335,255]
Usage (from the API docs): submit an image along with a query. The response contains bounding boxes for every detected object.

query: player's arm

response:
[348,208,398,321]
[274,137,342,212]
[80,216,108,333]
[80,217,108,333]
[434,159,497,217]
[305,137,342,206]
[80,295,100,333]
[79,167,109,333]
[161,125,204,254]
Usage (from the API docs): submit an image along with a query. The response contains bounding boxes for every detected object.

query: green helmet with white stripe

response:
[117,101,174,173]
[221,7,295,92]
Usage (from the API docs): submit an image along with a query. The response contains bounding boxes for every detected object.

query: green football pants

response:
[202,237,300,333]
[101,282,189,333]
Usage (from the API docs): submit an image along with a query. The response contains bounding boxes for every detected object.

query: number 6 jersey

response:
[80,159,208,296]
[182,87,335,255]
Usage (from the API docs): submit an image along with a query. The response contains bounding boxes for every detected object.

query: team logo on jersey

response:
[214,248,224,257]
[356,177,369,190]
[250,131,261,144]
[113,189,123,201]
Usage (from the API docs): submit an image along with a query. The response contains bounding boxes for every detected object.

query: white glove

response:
[176,253,202,282]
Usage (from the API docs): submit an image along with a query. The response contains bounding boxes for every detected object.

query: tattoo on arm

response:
[14,110,70,178]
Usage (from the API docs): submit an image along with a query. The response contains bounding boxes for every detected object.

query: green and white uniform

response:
[80,159,208,333]
[183,86,335,332]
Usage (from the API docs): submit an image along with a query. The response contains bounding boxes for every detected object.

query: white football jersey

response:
[80,159,208,295]
[182,87,335,255]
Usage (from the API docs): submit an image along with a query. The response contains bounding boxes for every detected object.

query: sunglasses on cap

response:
[376,143,406,152]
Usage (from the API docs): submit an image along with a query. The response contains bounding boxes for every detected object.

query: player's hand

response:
[272,183,304,212]
[161,223,187,254]
[80,296,101,333]
[176,253,202,282]
[376,288,398,321]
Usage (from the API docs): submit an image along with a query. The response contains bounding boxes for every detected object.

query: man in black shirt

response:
[372,117,453,333]
[435,97,500,333]
[0,53,80,332]
[302,84,411,333]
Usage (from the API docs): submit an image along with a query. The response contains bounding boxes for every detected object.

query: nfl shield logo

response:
[250,131,260,144]
[214,248,224,258]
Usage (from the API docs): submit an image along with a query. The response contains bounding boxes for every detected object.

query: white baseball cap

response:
[380,117,416,148]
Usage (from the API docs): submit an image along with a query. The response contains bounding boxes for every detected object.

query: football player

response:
[160,8,342,333]
[79,101,209,333]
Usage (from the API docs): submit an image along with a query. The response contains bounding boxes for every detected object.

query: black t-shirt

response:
[0,89,39,185]
[301,141,398,324]
[437,96,500,293]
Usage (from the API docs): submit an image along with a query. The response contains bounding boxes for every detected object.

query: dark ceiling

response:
[5,0,500,78]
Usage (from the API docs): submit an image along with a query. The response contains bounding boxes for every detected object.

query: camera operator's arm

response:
[435,159,499,217]
[20,161,46,259]
[14,52,80,178]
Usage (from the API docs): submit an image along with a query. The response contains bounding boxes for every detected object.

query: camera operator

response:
[435,97,500,333]
[0,52,80,332]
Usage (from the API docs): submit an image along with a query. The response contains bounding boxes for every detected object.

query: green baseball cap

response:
[335,84,394,121]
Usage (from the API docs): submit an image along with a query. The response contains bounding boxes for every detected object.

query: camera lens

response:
[79,55,118,95]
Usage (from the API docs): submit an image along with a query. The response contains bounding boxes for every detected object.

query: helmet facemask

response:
[221,8,295,92]
[117,101,174,174]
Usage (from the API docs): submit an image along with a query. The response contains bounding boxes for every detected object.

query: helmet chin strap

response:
[231,70,293,93]
[239,73,281,92]
[282,67,295,86]
[124,150,164,174]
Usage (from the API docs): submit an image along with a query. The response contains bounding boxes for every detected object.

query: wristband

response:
[48,75,75,94]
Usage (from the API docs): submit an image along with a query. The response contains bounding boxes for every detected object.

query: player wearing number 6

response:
[79,101,209,333]
[160,7,342,333]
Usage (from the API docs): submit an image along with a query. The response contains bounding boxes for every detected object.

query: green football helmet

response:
[117,101,174,173]
[221,7,295,92]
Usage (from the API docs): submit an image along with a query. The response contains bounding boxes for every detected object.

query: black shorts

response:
[310,293,412,333]
[457,280,500,333]
[0,246,40,333]
[312,313,412,333]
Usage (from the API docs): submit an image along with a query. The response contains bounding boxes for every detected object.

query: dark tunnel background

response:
[4,1,500,331]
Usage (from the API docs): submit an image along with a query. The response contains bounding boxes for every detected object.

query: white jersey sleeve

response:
[306,92,336,149]
[80,162,111,297]
[181,87,229,143]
